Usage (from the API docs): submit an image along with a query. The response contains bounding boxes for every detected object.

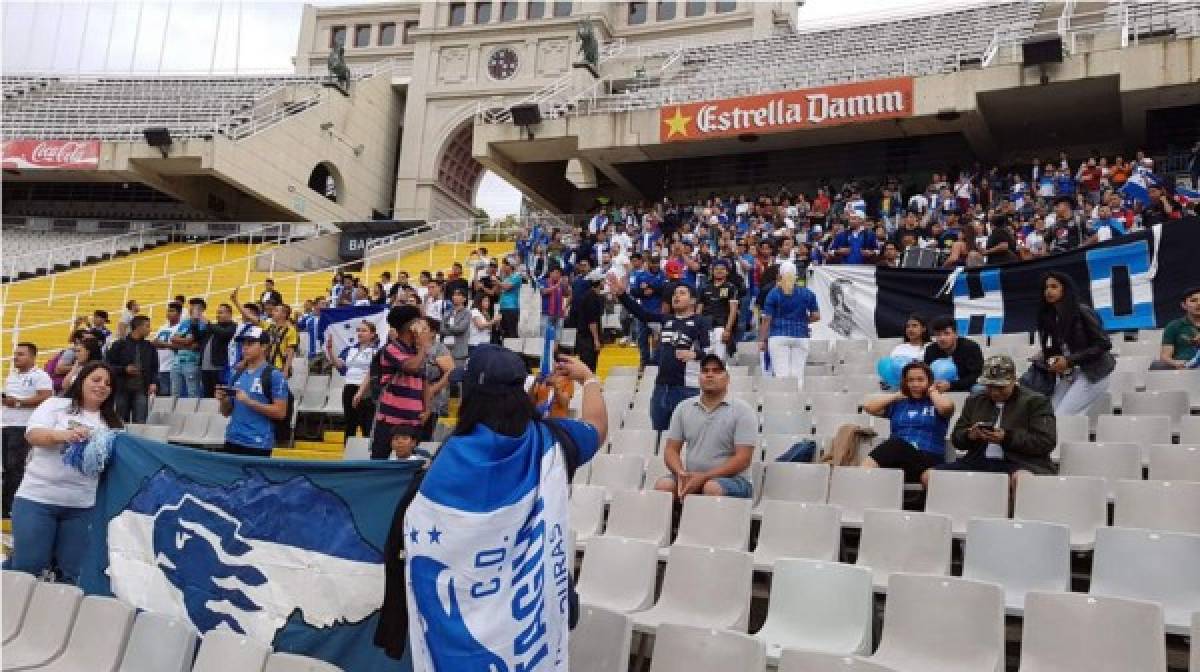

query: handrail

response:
[1,223,294,308]
[0,223,173,268]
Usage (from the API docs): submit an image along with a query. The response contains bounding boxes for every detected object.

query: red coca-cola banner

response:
[2,139,101,170]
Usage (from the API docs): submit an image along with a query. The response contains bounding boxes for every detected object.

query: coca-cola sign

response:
[2,139,101,170]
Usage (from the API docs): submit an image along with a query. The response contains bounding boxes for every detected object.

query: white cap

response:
[779,261,798,276]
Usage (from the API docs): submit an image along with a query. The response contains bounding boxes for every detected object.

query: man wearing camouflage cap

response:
[920,354,1057,490]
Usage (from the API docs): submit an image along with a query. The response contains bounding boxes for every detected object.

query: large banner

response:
[660,77,913,142]
[80,435,418,672]
[809,219,1200,340]
[1,139,101,169]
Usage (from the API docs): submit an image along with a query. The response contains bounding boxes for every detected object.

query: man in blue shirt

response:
[216,326,289,456]
[497,259,523,339]
[630,254,665,367]
[831,213,879,264]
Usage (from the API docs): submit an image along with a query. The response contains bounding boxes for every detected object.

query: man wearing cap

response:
[609,272,710,431]
[355,305,432,460]
[923,354,1057,489]
[215,326,289,456]
[698,260,740,361]
[656,354,756,499]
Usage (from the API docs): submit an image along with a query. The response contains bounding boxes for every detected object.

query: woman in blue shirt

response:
[758,261,820,389]
[860,360,955,483]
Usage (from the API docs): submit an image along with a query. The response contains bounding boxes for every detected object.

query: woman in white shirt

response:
[891,314,930,362]
[468,295,500,353]
[336,322,379,443]
[9,361,122,583]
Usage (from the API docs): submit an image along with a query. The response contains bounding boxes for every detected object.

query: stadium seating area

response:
[1,229,170,279]
[0,74,327,141]
[1,571,341,671]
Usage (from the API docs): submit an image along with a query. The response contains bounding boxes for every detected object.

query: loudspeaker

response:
[510,104,542,126]
[1022,36,1063,65]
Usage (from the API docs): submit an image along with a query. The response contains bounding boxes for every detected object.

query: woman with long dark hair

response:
[61,338,103,392]
[890,314,930,362]
[860,360,955,483]
[7,361,122,583]
[1036,271,1115,415]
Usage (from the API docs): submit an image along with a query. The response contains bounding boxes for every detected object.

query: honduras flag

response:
[403,419,599,672]
[317,305,390,360]
[80,434,419,671]
[1120,171,1157,206]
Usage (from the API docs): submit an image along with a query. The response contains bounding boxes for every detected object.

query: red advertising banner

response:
[660,77,914,143]
[2,139,101,170]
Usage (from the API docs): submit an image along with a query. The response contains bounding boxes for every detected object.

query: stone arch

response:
[435,121,484,206]
[307,161,343,203]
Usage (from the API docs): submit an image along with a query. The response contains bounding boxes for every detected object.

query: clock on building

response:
[487,47,520,80]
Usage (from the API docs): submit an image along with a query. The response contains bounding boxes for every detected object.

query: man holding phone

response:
[215,326,288,456]
[922,355,1057,491]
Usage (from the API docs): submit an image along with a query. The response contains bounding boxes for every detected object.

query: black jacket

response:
[924,336,984,392]
[952,385,1058,474]
[105,336,160,393]
[1038,304,1115,383]
[201,320,237,369]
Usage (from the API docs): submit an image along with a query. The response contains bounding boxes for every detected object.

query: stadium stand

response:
[1,228,170,279]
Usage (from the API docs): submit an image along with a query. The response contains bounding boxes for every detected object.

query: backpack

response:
[229,364,295,446]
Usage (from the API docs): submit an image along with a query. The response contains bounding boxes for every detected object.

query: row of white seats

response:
[573,466,1200,547]
[131,414,229,447]
[342,436,441,461]
[1,571,339,671]
[573,584,1198,672]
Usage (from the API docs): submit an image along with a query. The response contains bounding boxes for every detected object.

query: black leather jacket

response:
[1038,303,1116,383]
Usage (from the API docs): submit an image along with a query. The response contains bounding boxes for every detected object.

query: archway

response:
[307,161,343,203]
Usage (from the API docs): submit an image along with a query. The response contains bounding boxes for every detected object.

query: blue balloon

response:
[876,356,903,388]
[931,357,959,383]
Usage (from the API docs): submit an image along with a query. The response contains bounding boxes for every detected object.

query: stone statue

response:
[575,19,598,68]
[327,43,351,89]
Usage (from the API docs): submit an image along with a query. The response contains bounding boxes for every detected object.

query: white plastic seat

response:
[1112,479,1200,534]
[296,390,328,414]
[868,573,1005,672]
[117,611,198,672]
[761,409,811,435]
[190,630,271,672]
[264,652,342,672]
[828,466,903,527]
[779,651,899,672]
[924,470,1009,538]
[343,437,370,460]
[1058,442,1141,499]
[1,570,35,645]
[1018,592,1166,671]
[1120,390,1190,425]
[621,411,655,431]
[1143,368,1200,399]
[576,536,659,613]
[37,596,135,672]
[607,429,658,458]
[1090,526,1200,634]
[962,518,1071,615]
[148,395,176,417]
[195,398,220,415]
[172,397,200,415]
[752,501,841,571]
[607,365,638,378]
[667,495,751,554]
[630,545,753,633]
[754,559,873,661]
[760,376,801,395]
[752,462,829,517]
[1182,416,1200,443]
[196,415,229,447]
[1014,475,1108,550]
[810,392,861,416]
[856,509,952,592]
[1095,414,1171,464]
[1051,413,1090,460]
[643,458,670,490]
[1,582,83,670]
[813,413,870,438]
[569,605,632,672]
[1147,443,1200,482]
[569,484,607,542]
[168,413,210,444]
[649,623,765,672]
[589,454,645,499]
[604,489,672,546]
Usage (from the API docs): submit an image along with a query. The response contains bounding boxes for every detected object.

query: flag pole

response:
[156,0,173,73]
[209,0,224,74]
[129,0,144,73]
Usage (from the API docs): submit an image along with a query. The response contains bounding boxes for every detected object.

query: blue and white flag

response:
[403,420,597,672]
[80,434,419,672]
[1120,171,1157,206]
[317,305,390,359]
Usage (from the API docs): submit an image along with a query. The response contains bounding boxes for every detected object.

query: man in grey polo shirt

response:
[655,353,757,499]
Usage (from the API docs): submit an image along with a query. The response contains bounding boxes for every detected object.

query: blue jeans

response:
[171,360,202,399]
[661,474,754,499]
[649,384,698,431]
[156,371,172,397]
[6,497,93,584]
